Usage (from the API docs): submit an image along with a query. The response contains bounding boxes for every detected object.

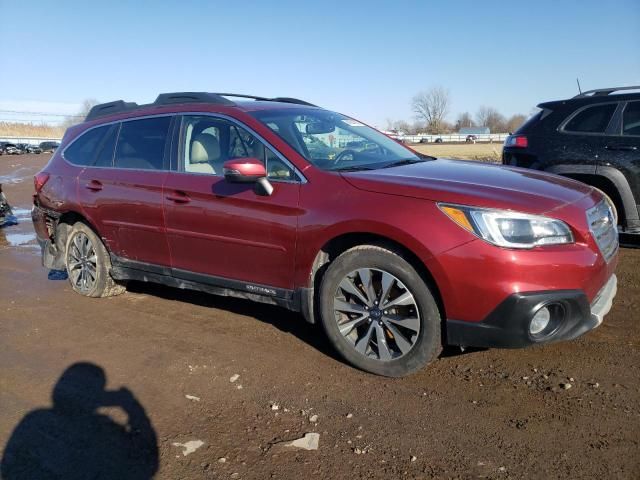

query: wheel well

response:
[55,211,103,252]
[562,174,626,226]
[306,232,445,324]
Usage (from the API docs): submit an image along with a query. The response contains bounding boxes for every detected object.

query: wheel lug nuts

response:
[383,310,388,314]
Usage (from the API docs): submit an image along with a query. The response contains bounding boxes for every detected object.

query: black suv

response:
[503,86,640,236]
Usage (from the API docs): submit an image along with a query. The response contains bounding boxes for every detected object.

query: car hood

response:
[341,159,595,214]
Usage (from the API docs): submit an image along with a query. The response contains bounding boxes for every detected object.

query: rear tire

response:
[65,222,126,298]
[319,245,441,377]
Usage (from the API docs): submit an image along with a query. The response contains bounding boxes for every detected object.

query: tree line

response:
[387,86,527,135]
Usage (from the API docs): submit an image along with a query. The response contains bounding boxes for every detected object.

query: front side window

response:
[64,125,113,166]
[249,108,421,171]
[114,116,171,170]
[181,115,297,181]
[623,101,640,136]
[563,103,617,134]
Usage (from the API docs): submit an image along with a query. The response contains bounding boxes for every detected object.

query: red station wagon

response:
[32,92,619,376]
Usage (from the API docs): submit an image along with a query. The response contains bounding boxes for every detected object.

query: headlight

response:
[438,203,574,249]
[592,187,618,225]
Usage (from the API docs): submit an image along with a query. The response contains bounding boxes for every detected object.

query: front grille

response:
[586,200,618,262]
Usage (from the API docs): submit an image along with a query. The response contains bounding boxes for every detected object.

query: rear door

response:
[556,102,620,172]
[163,114,302,291]
[77,116,174,267]
[599,100,640,221]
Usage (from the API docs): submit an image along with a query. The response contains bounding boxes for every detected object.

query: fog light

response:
[530,307,551,335]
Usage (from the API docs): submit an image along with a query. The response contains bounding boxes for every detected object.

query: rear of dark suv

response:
[503,86,640,235]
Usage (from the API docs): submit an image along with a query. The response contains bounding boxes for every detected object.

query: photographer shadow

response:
[1,362,158,480]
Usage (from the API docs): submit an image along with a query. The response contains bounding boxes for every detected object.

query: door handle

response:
[85,180,103,191]
[605,144,638,151]
[166,191,191,204]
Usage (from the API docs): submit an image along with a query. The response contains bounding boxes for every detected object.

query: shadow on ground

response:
[1,362,158,480]
[126,281,341,361]
[125,281,475,365]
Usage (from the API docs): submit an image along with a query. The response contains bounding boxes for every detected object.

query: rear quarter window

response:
[64,125,113,166]
[563,103,617,134]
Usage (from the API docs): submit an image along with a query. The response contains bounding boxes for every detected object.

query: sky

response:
[1,0,639,127]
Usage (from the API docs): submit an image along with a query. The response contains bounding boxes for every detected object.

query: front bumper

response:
[446,274,618,348]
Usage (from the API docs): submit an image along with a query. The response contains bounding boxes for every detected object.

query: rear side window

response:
[623,101,640,136]
[64,125,112,166]
[564,103,617,134]
[114,117,171,170]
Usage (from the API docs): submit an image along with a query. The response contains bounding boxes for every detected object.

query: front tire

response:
[65,222,126,298]
[319,245,441,377]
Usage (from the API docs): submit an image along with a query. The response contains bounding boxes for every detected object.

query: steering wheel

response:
[333,149,357,165]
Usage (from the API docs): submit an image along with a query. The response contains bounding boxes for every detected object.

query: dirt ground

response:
[1,154,638,479]
[411,143,503,162]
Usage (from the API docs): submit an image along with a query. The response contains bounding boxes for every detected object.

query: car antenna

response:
[576,78,583,95]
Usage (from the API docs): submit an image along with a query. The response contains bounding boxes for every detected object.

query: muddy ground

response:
[0,154,638,479]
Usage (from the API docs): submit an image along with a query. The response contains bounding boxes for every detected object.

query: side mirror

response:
[222,157,273,196]
[223,158,266,183]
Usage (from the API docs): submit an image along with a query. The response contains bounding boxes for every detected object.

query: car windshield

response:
[249,108,422,171]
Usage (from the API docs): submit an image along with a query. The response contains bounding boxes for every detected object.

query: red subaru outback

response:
[32,92,619,377]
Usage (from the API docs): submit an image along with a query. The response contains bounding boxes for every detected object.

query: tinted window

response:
[114,117,171,170]
[564,103,617,134]
[64,126,113,166]
[94,124,119,167]
[181,115,297,181]
[623,101,640,136]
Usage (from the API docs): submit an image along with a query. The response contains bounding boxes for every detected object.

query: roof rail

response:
[154,92,235,106]
[216,93,269,101]
[573,85,640,98]
[269,97,317,107]
[85,92,317,122]
[85,100,139,121]
[215,93,317,107]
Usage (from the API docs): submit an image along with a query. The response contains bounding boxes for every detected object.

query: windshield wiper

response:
[332,165,377,172]
[380,158,427,169]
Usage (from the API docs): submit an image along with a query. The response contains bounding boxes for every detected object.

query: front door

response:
[163,115,302,291]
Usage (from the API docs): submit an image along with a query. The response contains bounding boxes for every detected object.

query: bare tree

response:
[455,111,474,131]
[61,98,100,128]
[476,106,506,133]
[392,120,412,134]
[412,87,450,134]
[505,114,527,133]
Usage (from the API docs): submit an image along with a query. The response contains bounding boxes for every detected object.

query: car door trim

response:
[109,254,299,309]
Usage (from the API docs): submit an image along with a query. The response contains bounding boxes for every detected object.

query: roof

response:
[573,85,640,98]
[539,86,640,109]
[84,92,319,122]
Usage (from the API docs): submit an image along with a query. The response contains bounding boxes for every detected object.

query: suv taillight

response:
[34,172,50,193]
[505,135,528,148]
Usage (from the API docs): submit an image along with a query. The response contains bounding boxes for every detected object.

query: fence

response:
[401,133,509,143]
[0,136,62,146]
